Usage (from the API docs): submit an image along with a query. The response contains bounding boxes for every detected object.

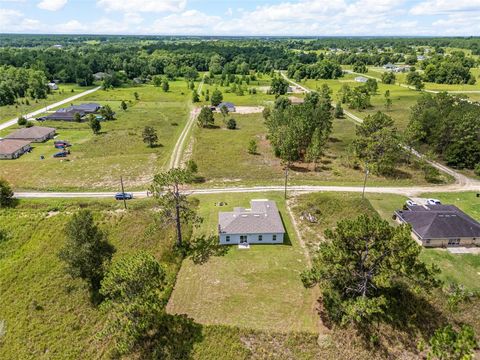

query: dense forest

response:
[0,35,479,105]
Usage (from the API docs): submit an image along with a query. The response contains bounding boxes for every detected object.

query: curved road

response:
[0,86,101,132]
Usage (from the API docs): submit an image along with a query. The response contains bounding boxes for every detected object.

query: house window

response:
[258,235,262,241]
[272,235,277,241]
[226,236,230,242]
[425,239,431,244]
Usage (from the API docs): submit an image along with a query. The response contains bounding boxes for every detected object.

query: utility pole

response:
[120,176,127,210]
[362,162,369,200]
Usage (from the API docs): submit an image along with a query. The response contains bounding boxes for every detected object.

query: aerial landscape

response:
[1,0,480,359]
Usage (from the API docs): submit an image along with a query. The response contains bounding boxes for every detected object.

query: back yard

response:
[167,192,319,333]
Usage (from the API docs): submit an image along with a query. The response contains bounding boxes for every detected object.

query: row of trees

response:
[0,65,48,106]
[286,59,343,81]
[406,92,480,169]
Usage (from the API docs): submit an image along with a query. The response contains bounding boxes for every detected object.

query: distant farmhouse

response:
[6,126,56,143]
[216,102,236,113]
[288,96,304,105]
[394,204,480,248]
[0,139,31,160]
[47,82,58,90]
[355,76,368,83]
[38,103,102,122]
[218,199,285,245]
[382,63,411,73]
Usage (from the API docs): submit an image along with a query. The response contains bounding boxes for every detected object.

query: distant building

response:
[0,139,31,160]
[216,102,236,112]
[355,76,368,83]
[6,126,56,143]
[417,55,426,61]
[58,103,101,114]
[38,103,101,122]
[383,63,396,70]
[93,72,107,81]
[218,199,285,245]
[47,82,58,90]
[288,96,304,105]
[394,204,480,248]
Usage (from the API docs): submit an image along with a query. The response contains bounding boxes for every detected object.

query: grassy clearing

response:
[167,192,319,333]
[302,73,421,130]
[0,84,94,123]
[0,82,191,191]
[190,112,448,187]
[198,74,277,106]
[0,198,181,359]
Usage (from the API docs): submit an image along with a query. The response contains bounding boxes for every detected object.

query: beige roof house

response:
[0,139,31,160]
[6,126,56,142]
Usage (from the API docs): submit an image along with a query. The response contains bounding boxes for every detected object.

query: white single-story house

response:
[0,139,31,160]
[394,204,480,248]
[6,126,56,143]
[218,199,285,245]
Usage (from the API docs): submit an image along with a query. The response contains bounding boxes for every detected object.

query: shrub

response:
[226,118,237,130]
[17,116,27,126]
[474,163,480,176]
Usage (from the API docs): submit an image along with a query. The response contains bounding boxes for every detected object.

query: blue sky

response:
[1,0,480,36]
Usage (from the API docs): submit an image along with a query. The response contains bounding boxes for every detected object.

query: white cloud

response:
[97,0,186,13]
[151,9,219,34]
[410,0,480,15]
[37,0,67,11]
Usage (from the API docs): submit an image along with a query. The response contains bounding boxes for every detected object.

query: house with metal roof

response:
[394,204,480,248]
[216,102,236,112]
[58,103,101,114]
[5,126,56,143]
[218,199,285,245]
[0,139,31,160]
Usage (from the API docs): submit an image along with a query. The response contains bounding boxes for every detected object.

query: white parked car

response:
[427,198,441,205]
[406,200,417,206]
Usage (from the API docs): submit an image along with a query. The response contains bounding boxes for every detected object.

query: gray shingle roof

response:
[396,204,480,239]
[5,126,56,140]
[219,200,285,235]
[0,139,31,155]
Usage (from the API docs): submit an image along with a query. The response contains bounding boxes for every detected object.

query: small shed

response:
[0,139,31,160]
[6,126,56,143]
[48,82,58,90]
[216,102,236,113]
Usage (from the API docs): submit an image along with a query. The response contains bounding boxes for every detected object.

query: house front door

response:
[240,235,248,244]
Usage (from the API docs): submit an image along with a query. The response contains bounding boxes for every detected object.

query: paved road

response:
[0,86,102,132]
[14,181,480,199]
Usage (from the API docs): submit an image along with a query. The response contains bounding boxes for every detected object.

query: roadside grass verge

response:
[167,192,319,333]
[0,82,191,191]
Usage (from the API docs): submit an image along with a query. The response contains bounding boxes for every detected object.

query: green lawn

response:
[167,192,319,333]
[0,84,94,123]
[419,192,480,221]
[191,112,447,187]
[0,82,192,191]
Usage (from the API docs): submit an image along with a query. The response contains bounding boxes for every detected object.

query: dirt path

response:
[168,106,200,169]
[0,86,101,131]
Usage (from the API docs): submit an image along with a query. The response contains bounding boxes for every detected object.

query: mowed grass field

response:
[190,112,449,187]
[0,82,192,191]
[167,192,319,333]
[0,83,95,123]
[0,198,181,359]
